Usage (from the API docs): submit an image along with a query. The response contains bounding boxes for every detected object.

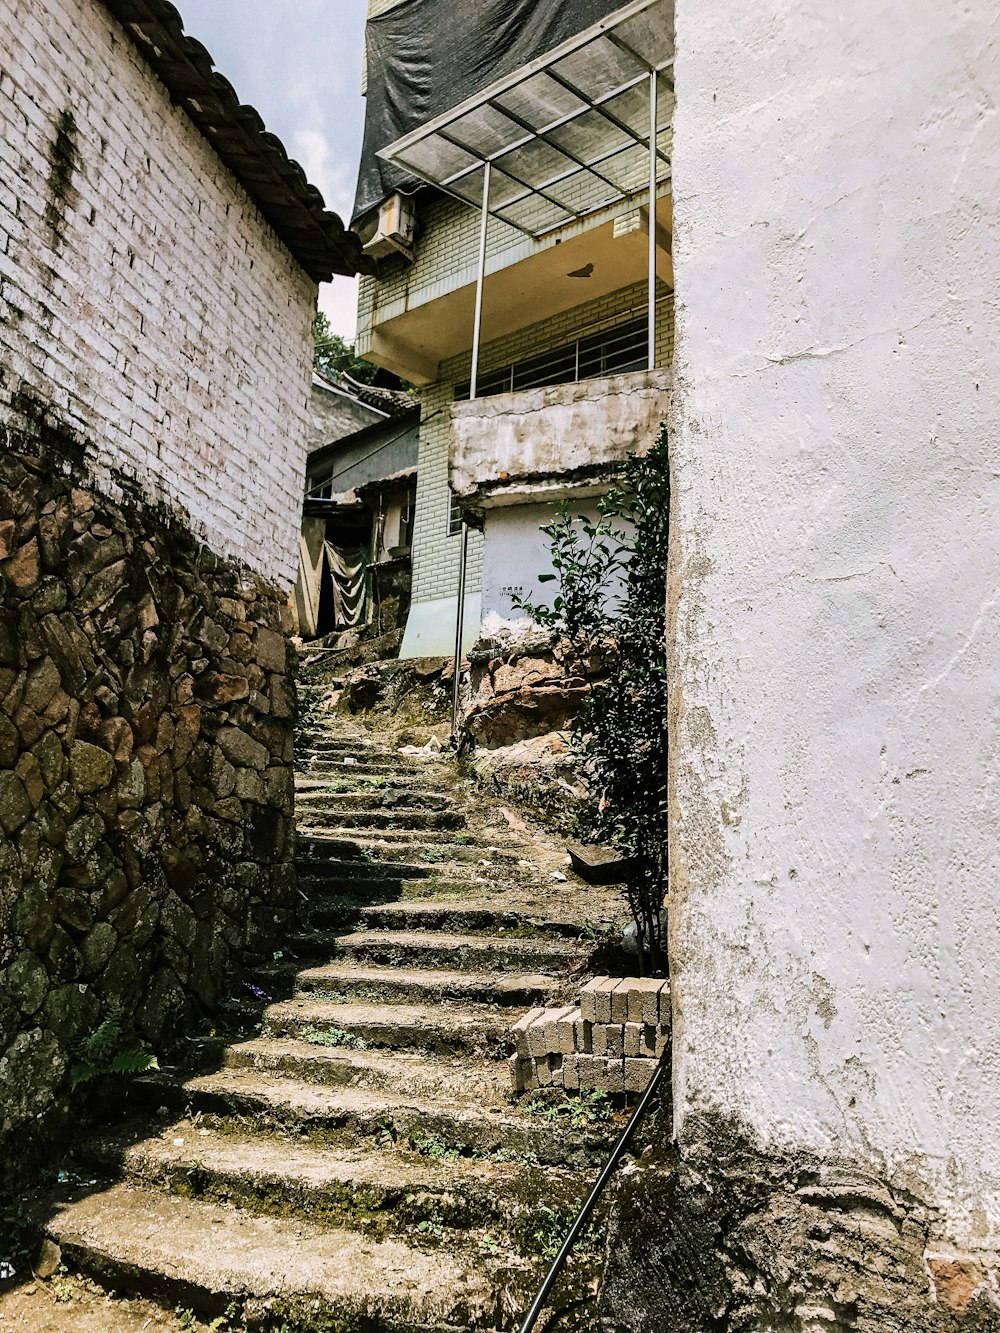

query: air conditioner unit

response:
[362,193,416,261]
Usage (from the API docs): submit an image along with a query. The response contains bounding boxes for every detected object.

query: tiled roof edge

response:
[100,0,373,282]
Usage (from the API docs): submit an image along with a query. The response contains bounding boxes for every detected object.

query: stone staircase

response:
[29,693,625,1331]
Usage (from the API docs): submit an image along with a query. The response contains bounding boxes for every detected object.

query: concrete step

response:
[277,960,562,1007]
[311,809,467,832]
[295,789,457,813]
[296,854,432,881]
[131,1070,607,1165]
[298,758,428,778]
[299,897,593,939]
[44,1183,497,1331]
[298,744,440,766]
[295,832,526,864]
[295,773,429,794]
[260,997,518,1056]
[299,896,568,935]
[81,1121,591,1243]
[219,1036,509,1102]
[322,929,583,975]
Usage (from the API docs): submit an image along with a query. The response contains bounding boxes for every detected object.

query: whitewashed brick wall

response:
[0,0,318,590]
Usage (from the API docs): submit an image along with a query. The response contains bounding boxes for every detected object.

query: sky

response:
[181,1,368,338]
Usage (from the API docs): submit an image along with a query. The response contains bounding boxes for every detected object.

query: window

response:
[455,316,647,401]
[447,491,464,536]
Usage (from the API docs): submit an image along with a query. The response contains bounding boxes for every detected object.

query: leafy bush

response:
[516,426,670,973]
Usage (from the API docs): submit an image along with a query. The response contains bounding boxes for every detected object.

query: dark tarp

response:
[353,0,627,224]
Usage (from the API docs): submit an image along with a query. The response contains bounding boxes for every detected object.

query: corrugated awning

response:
[378,0,673,239]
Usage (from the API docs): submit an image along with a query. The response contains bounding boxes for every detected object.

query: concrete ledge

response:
[450,368,671,507]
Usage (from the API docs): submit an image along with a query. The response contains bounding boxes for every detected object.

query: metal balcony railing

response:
[455,314,648,402]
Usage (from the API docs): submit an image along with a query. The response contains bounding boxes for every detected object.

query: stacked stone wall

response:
[0,426,298,1169]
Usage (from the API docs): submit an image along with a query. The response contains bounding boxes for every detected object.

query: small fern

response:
[70,1010,159,1089]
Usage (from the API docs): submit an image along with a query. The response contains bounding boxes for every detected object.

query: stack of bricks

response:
[510,977,670,1095]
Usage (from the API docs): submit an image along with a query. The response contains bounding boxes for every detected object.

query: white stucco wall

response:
[0,0,318,588]
[671,0,1000,1252]
[480,504,558,636]
[480,500,631,639]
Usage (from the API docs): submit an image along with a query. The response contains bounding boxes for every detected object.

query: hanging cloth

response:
[325,543,368,628]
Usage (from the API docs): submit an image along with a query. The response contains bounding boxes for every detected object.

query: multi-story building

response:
[352,0,673,657]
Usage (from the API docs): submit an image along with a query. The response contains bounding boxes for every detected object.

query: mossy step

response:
[44,1183,496,1332]
[299,745,437,766]
[317,898,600,940]
[131,1071,608,1165]
[296,853,431,880]
[299,896,580,937]
[81,1121,590,1243]
[270,960,561,1007]
[260,996,518,1056]
[295,774,429,794]
[295,790,457,812]
[312,809,467,832]
[298,759,427,777]
[220,1036,508,1101]
[294,832,526,864]
[322,929,583,975]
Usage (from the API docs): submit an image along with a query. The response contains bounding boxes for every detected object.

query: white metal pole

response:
[648,69,657,371]
[452,165,489,745]
[470,161,491,399]
[450,520,469,742]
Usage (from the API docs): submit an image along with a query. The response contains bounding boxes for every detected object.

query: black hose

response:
[517,1047,669,1333]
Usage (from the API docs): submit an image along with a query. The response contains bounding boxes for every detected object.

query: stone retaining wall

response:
[0,434,298,1168]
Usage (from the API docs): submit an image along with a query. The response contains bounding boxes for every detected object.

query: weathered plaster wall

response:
[451,369,671,507]
[670,0,1000,1268]
[480,504,559,634]
[0,0,317,588]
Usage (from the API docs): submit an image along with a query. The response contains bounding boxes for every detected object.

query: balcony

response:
[449,366,671,511]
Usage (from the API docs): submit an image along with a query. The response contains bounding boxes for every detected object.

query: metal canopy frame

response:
[387,0,674,706]
[378,0,674,243]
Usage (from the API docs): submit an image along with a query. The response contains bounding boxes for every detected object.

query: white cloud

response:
[319,277,360,341]
[291,127,352,218]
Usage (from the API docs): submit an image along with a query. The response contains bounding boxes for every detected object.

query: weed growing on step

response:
[479,1232,502,1257]
[581,918,619,941]
[420,847,448,863]
[411,1129,467,1161]
[415,1213,446,1240]
[524,1090,613,1129]
[490,1145,540,1166]
[300,1025,369,1050]
[520,1205,606,1263]
[50,1265,75,1304]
